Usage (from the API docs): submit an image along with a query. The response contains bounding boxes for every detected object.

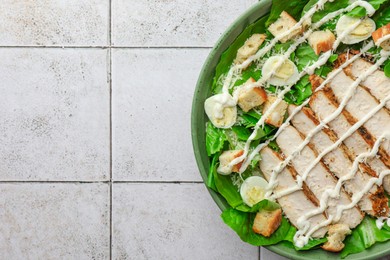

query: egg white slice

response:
[240,176,268,207]
[262,56,299,86]
[336,15,376,45]
[204,93,237,129]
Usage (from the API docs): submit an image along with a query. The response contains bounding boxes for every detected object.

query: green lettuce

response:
[206,122,227,156]
[302,0,349,23]
[212,16,269,94]
[222,200,327,248]
[347,0,390,17]
[373,5,390,27]
[221,201,291,246]
[210,153,243,208]
[266,0,310,27]
[341,217,390,258]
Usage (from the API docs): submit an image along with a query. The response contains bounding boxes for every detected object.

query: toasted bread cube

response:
[268,11,302,43]
[308,30,336,55]
[262,96,288,127]
[322,224,351,252]
[252,208,282,237]
[217,150,244,175]
[372,23,390,50]
[237,78,267,112]
[235,34,267,66]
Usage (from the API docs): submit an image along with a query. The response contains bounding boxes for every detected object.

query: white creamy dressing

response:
[376,216,390,229]
[376,34,390,48]
[212,0,390,247]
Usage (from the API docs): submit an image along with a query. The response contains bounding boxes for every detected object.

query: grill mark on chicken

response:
[289,105,388,216]
[276,125,364,228]
[310,74,390,169]
[259,147,328,238]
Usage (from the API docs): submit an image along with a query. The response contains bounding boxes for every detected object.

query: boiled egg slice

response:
[204,93,237,128]
[262,56,299,86]
[336,15,376,44]
[240,176,268,207]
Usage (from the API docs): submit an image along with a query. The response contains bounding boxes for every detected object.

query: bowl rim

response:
[190,1,390,259]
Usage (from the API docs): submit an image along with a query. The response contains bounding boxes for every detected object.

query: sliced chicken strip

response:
[326,70,390,158]
[259,147,328,238]
[309,88,390,194]
[344,58,390,110]
[276,125,364,229]
[289,105,389,216]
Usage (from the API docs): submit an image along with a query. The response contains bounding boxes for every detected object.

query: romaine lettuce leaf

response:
[373,5,390,27]
[266,0,310,27]
[210,153,244,208]
[283,226,328,250]
[385,62,390,77]
[347,0,390,18]
[221,201,327,249]
[212,16,269,94]
[341,217,390,258]
[206,122,227,156]
[221,204,291,246]
[302,0,349,23]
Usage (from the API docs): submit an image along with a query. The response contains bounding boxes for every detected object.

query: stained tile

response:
[112,0,257,47]
[0,48,110,181]
[112,49,208,181]
[0,0,109,46]
[112,183,258,259]
[0,183,110,259]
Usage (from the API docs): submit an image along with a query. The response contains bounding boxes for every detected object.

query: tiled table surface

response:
[0,1,384,260]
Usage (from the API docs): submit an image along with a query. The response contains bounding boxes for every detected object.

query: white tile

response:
[0,183,110,259]
[0,49,110,181]
[112,0,257,47]
[112,49,208,181]
[0,0,109,46]
[261,247,289,260]
[112,183,258,259]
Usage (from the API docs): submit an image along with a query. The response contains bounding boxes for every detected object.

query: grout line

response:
[0,45,212,49]
[108,0,113,258]
[259,246,261,260]
[0,180,110,183]
[0,180,204,184]
[113,180,204,184]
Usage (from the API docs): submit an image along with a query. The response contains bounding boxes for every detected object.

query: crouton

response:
[217,150,244,175]
[268,11,302,43]
[252,208,282,237]
[321,224,351,252]
[237,78,267,112]
[308,30,336,55]
[235,34,267,66]
[262,96,288,127]
[372,23,390,51]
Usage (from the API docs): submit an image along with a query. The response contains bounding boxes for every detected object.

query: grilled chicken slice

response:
[309,88,390,195]
[344,58,390,110]
[325,70,390,158]
[289,105,389,216]
[276,125,364,228]
[259,147,328,238]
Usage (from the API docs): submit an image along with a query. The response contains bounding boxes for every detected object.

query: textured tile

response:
[0,183,109,259]
[112,0,257,47]
[0,49,110,181]
[112,49,208,181]
[112,183,258,259]
[0,0,109,46]
[261,248,289,260]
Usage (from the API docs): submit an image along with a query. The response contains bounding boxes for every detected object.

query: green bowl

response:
[191,0,390,259]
